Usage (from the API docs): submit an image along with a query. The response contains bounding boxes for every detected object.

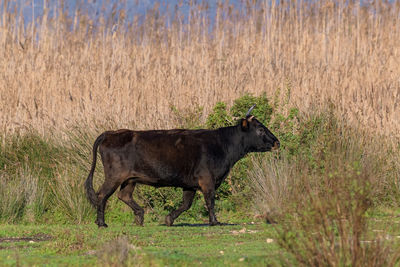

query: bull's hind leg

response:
[118,180,145,226]
[96,180,121,228]
[165,189,196,226]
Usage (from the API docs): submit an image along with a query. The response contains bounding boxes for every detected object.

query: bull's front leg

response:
[202,189,220,226]
[199,175,221,226]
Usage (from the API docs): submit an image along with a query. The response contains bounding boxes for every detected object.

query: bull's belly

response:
[130,175,198,189]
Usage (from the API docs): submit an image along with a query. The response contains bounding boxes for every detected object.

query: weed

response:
[96,236,138,267]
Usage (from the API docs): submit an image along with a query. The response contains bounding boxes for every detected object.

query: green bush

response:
[230,93,273,125]
[170,92,305,213]
[206,102,232,129]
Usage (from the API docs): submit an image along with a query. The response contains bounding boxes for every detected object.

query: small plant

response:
[49,166,94,224]
[248,152,294,223]
[96,236,138,267]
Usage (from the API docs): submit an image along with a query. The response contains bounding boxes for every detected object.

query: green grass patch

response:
[1,211,400,266]
[0,221,282,266]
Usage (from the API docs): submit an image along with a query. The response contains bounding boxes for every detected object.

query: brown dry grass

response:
[0,0,399,138]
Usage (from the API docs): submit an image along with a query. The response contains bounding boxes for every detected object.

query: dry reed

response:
[0,0,399,139]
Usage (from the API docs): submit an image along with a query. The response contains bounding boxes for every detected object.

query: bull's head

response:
[240,105,280,152]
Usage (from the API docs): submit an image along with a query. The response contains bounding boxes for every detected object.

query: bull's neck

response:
[217,125,249,166]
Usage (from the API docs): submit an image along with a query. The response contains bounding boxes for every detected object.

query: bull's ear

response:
[241,119,249,131]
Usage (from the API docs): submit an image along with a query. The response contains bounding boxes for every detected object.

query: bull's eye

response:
[256,128,265,136]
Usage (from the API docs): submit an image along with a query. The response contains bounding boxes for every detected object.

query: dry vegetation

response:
[248,111,400,265]
[0,0,399,138]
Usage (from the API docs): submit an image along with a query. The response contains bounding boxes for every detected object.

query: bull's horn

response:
[246,104,256,117]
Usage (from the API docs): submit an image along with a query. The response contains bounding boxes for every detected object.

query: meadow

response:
[1,0,400,266]
[0,222,284,266]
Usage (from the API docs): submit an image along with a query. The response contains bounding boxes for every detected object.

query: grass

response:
[1,211,400,266]
[0,220,282,266]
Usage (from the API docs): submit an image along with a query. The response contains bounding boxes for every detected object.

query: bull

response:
[84,105,279,227]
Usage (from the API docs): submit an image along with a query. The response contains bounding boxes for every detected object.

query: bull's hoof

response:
[97,223,108,228]
[209,221,222,226]
[135,215,144,226]
[165,215,174,226]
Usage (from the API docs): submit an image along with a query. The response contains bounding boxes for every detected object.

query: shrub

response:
[249,110,400,266]
[168,93,305,212]
[155,93,278,215]
[230,93,273,125]
[275,139,394,266]
[206,102,232,129]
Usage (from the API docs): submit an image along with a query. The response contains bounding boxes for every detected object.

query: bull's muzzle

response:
[272,141,280,150]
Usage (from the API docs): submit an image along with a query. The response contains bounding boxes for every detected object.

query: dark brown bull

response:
[85,106,279,227]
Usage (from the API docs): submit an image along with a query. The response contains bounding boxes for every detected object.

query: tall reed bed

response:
[0,0,399,139]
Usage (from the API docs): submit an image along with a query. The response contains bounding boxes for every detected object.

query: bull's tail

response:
[84,133,105,208]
